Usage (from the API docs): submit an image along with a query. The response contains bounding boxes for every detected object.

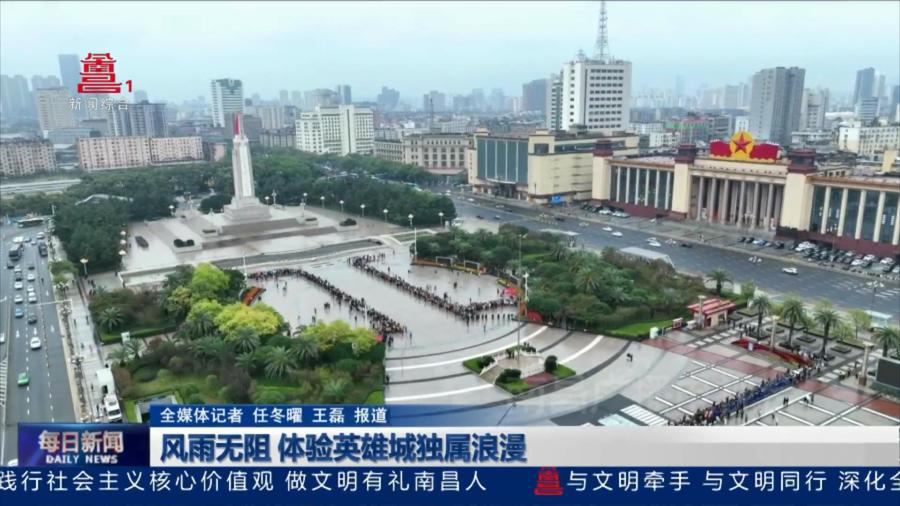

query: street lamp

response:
[339,200,344,213]
[271,190,278,207]
[302,192,307,205]
[264,195,270,205]
[383,209,388,222]
[438,211,444,228]
[320,196,325,208]
[408,214,417,258]
[408,213,414,228]
[168,204,175,216]
[360,204,366,217]
[80,257,89,277]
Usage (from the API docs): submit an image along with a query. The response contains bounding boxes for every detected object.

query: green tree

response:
[227,325,261,353]
[301,320,377,356]
[193,335,228,365]
[49,260,76,277]
[264,346,296,379]
[108,347,130,366]
[165,285,193,321]
[706,269,731,296]
[292,336,320,365]
[812,300,841,357]
[872,326,900,357]
[777,296,808,348]
[550,241,568,261]
[235,351,257,373]
[215,302,284,336]
[574,268,602,294]
[832,321,855,343]
[189,263,230,302]
[847,309,872,341]
[122,338,145,360]
[740,281,757,299]
[184,299,223,339]
[98,306,124,332]
[752,293,773,332]
[323,378,350,402]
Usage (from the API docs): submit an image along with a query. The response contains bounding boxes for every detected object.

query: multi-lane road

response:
[0,222,75,464]
[452,196,900,319]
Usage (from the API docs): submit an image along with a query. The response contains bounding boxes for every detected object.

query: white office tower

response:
[295,105,374,155]
[210,78,244,128]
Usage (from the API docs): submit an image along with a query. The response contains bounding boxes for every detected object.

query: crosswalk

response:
[0,357,7,407]
[621,404,668,426]
[688,327,741,348]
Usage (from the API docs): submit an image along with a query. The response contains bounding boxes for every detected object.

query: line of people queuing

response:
[349,254,516,324]
[247,266,406,336]
[669,358,823,426]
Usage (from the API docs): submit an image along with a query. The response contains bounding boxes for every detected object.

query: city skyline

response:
[1,1,898,104]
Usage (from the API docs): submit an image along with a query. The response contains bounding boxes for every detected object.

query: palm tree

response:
[550,241,568,261]
[706,269,731,296]
[777,296,807,348]
[847,309,872,341]
[752,294,773,334]
[184,311,217,339]
[235,351,257,372]
[812,300,841,357]
[227,326,260,353]
[194,335,227,364]
[123,338,144,360]
[872,326,900,357]
[293,336,320,365]
[323,378,349,402]
[98,306,124,332]
[264,346,296,379]
[108,347,130,366]
[574,268,602,294]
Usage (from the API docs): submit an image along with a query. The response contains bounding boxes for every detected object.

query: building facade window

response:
[808,186,826,232]
[879,192,899,244]
[860,191,881,241]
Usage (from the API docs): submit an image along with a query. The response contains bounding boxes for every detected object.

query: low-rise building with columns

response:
[591,130,899,256]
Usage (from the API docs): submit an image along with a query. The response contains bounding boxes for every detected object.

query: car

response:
[611,231,623,237]
[27,313,37,324]
[14,271,23,281]
[782,267,799,275]
[493,215,501,220]
[597,208,612,215]
[602,226,613,232]
[17,373,28,387]
[648,241,662,248]
[775,242,785,249]
[26,273,35,281]
[738,237,747,243]
[27,263,35,270]
[13,295,24,304]
[646,237,658,243]
[26,284,34,292]
[578,221,589,227]
[0,333,5,344]
[554,216,565,222]
[6,262,13,269]
[475,215,484,219]
[30,337,41,350]
[14,307,24,318]
[27,293,37,303]
[36,232,45,239]
[14,281,23,290]
[467,198,474,202]
[680,242,693,248]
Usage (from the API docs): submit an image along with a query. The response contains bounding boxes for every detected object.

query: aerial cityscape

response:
[1,0,899,472]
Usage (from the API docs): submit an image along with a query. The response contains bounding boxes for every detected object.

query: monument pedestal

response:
[222,196,271,223]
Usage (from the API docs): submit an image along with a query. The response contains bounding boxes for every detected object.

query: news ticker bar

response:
[0,467,898,506]
[18,424,900,468]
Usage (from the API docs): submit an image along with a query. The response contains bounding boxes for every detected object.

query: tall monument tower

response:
[223,114,271,222]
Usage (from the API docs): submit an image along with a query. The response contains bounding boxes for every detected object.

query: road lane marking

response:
[559,335,604,364]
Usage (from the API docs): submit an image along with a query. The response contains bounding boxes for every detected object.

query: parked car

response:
[782,267,799,275]
[680,242,693,248]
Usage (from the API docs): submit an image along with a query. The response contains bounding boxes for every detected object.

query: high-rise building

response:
[108,101,168,137]
[748,66,805,146]
[35,87,77,132]
[256,105,285,130]
[799,88,829,131]
[304,88,339,110]
[58,54,80,97]
[422,91,446,113]
[853,67,876,106]
[0,74,32,119]
[0,139,57,177]
[335,85,352,105]
[470,89,485,111]
[31,75,61,91]
[891,85,900,122]
[546,73,562,130]
[675,75,685,97]
[377,86,400,111]
[210,78,244,128]
[133,90,149,103]
[857,97,879,123]
[279,90,289,106]
[522,79,548,114]
[489,88,506,112]
[295,105,374,155]
[554,50,632,133]
[291,91,303,109]
[721,85,740,109]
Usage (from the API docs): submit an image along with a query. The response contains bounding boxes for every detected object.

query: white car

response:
[611,231,623,237]
[648,241,662,248]
[602,226,613,232]
[467,198,474,202]
[26,273,35,281]
[578,222,589,227]
[646,237,658,243]
[26,285,34,292]
[597,209,612,215]
[27,293,37,303]
[782,267,799,275]
[30,337,41,350]
[0,333,5,344]
[13,295,24,304]
[14,281,23,290]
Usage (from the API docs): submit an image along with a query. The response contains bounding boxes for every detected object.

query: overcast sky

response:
[1,1,898,103]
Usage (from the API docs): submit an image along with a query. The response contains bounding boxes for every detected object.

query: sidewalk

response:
[48,236,109,422]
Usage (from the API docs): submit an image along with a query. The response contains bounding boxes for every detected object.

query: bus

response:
[8,243,24,261]
[17,217,44,228]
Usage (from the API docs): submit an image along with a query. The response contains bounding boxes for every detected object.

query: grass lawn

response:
[126,374,222,404]
[553,364,576,379]
[365,389,384,404]
[496,379,532,395]
[610,318,677,338]
[463,358,485,373]
[123,399,138,422]
[100,325,175,344]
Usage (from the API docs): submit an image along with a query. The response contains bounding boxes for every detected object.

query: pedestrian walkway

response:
[621,404,668,426]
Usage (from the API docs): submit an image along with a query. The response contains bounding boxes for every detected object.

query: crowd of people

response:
[670,358,823,426]
[349,254,517,324]
[247,266,406,337]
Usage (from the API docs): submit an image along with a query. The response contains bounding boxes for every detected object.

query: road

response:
[0,222,75,464]
[452,196,900,320]
[0,178,80,198]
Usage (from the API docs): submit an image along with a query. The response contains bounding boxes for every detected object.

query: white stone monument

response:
[222,114,271,222]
